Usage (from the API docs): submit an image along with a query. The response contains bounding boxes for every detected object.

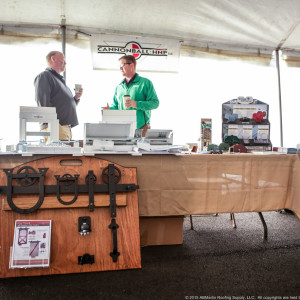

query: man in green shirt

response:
[103,55,159,136]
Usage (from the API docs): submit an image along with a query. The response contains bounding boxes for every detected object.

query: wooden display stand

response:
[0,156,141,278]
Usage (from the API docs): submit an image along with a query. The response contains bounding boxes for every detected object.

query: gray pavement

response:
[1,211,300,299]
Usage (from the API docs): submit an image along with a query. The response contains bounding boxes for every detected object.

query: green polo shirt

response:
[110,74,159,129]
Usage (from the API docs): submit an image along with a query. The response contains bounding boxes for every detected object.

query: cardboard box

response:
[139,216,184,246]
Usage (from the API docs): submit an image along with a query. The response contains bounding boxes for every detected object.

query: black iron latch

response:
[78,216,91,236]
[78,253,94,265]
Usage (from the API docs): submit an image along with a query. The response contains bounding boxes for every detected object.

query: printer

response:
[145,129,173,145]
[83,122,136,152]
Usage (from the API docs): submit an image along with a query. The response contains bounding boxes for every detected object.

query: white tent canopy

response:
[1,0,300,149]
[1,0,300,55]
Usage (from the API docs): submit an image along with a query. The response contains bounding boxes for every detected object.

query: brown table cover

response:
[0,153,299,219]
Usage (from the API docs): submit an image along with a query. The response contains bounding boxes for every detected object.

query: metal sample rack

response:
[19,106,59,143]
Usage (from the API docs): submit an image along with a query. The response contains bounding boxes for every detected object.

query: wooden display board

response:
[0,156,141,278]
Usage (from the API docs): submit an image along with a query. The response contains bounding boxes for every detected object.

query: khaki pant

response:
[140,123,150,137]
[42,125,72,142]
[59,125,72,141]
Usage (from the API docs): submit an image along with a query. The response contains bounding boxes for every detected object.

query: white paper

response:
[11,220,52,268]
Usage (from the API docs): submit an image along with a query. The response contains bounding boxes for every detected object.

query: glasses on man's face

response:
[120,62,132,68]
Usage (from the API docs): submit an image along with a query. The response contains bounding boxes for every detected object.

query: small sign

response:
[90,34,180,72]
[201,119,212,150]
[10,220,52,269]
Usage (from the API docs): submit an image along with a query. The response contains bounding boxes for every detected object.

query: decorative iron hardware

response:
[55,174,80,205]
[104,164,120,218]
[78,253,94,265]
[0,163,139,262]
[0,164,139,214]
[102,165,121,184]
[78,216,91,236]
[108,218,120,262]
[3,167,48,214]
[87,170,95,212]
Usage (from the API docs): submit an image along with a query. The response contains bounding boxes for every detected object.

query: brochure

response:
[10,220,52,268]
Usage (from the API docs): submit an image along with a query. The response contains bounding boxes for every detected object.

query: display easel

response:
[0,156,141,278]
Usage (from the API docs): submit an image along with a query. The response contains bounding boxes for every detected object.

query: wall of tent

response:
[0,33,299,150]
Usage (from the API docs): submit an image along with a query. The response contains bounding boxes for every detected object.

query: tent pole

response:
[62,25,66,56]
[61,20,66,80]
[275,49,283,147]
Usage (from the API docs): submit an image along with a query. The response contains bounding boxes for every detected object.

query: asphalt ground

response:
[1,211,299,300]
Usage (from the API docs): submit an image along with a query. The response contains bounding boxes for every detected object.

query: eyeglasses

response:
[120,63,132,68]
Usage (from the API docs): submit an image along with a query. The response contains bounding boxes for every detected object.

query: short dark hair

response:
[119,55,136,68]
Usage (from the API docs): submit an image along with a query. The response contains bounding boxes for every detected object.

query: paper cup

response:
[75,84,82,93]
[123,95,130,108]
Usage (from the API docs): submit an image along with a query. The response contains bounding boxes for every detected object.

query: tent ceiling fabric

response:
[2,0,300,53]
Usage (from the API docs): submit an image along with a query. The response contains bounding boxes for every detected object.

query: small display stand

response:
[0,156,141,278]
[222,97,272,151]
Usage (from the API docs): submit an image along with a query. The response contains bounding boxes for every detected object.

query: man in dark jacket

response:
[34,51,83,140]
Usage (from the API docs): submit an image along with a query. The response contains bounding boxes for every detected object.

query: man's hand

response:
[102,103,110,110]
[75,88,83,100]
[124,98,137,108]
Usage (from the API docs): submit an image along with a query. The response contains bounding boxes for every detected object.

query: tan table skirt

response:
[0,153,299,219]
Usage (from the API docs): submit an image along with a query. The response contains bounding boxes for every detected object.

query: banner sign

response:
[90,34,180,72]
